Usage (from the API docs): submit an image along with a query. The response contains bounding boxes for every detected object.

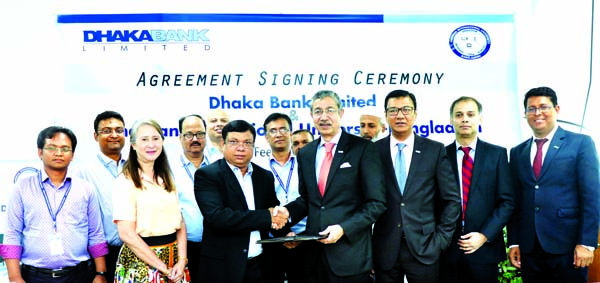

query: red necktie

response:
[533,138,548,179]
[318,143,334,196]
[460,146,473,221]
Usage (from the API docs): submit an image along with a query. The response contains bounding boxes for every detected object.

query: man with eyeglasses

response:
[256,113,309,283]
[74,110,126,282]
[170,114,210,282]
[2,126,108,283]
[194,120,290,283]
[372,89,460,283]
[283,90,387,283]
[507,86,599,282]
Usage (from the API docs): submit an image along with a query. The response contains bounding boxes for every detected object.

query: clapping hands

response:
[269,206,289,230]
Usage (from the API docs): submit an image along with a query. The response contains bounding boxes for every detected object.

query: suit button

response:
[535,185,539,190]
[321,206,326,210]
[397,224,402,228]
[400,203,405,207]
[535,207,540,211]
[243,249,248,253]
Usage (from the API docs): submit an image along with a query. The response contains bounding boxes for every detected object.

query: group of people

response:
[0,87,598,283]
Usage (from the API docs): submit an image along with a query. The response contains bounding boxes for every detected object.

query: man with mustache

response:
[284,90,387,283]
[359,111,387,142]
[172,114,210,282]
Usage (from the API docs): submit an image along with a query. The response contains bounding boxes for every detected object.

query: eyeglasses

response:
[267,128,290,136]
[44,146,72,153]
[312,108,338,117]
[97,128,125,135]
[386,106,414,116]
[182,132,206,140]
[526,105,554,114]
[226,140,254,149]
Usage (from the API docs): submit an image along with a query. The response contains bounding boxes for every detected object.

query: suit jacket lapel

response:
[447,142,460,186]
[539,127,565,179]
[303,138,319,197]
[220,160,249,209]
[251,163,266,208]
[406,135,425,195]
[379,136,398,190]
[521,138,536,181]
[470,139,485,191]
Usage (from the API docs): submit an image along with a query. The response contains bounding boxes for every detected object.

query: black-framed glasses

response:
[182,132,206,140]
[97,128,125,135]
[386,106,414,116]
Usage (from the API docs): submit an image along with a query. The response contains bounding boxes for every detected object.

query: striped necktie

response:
[460,146,473,221]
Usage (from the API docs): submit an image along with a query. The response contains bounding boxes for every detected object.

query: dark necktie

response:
[318,143,334,196]
[533,138,548,179]
[460,146,473,221]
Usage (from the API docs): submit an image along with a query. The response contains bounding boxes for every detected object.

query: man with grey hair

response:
[283,90,387,282]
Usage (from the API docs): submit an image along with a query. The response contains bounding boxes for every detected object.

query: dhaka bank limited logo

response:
[84,29,210,43]
[449,25,491,60]
[82,29,212,52]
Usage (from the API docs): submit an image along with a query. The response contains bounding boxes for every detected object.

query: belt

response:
[22,260,88,278]
[141,232,177,246]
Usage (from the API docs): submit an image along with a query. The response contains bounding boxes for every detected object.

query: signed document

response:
[257,234,327,244]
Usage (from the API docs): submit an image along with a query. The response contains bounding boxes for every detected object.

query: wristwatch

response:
[96,271,107,277]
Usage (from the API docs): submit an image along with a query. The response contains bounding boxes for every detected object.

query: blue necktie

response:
[395,143,407,194]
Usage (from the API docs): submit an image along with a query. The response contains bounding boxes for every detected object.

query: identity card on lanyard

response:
[270,157,295,204]
[38,169,72,256]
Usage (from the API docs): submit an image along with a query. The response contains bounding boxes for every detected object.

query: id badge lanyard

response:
[270,157,295,204]
[38,170,72,232]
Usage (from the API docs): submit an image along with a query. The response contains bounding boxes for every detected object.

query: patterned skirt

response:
[114,236,190,283]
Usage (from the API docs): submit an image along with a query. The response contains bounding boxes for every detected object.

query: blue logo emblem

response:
[449,25,491,60]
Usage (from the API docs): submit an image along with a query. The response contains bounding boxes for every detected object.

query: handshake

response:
[268,206,290,230]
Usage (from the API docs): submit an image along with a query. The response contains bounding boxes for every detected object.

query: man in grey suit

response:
[440,96,515,282]
[372,89,460,283]
[507,86,599,282]
[285,90,387,283]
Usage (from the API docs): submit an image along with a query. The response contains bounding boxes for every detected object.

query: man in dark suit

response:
[507,86,599,282]
[194,120,289,283]
[439,96,515,282]
[284,90,387,283]
[372,89,460,283]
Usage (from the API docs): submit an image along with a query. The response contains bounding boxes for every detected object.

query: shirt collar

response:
[226,160,254,176]
[531,125,558,143]
[269,151,295,164]
[181,153,209,169]
[390,131,415,149]
[97,152,125,166]
[454,138,477,152]
[319,131,342,147]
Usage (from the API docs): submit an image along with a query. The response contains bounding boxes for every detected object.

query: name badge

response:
[49,232,65,256]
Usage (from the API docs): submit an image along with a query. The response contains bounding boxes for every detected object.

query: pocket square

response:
[340,162,352,168]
